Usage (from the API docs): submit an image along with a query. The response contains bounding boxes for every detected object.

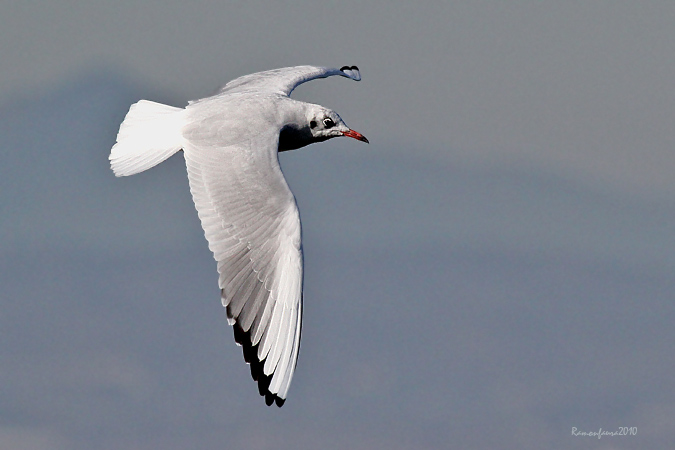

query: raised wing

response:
[219,65,361,97]
[182,128,303,407]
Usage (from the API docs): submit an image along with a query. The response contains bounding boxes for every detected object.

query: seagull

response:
[109,65,368,407]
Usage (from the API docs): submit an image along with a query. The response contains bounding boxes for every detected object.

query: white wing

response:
[218,65,361,97]
[183,123,302,407]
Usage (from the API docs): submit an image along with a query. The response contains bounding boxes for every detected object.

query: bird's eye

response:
[323,118,335,129]
[310,120,317,129]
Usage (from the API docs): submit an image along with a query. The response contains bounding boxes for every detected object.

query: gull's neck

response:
[278,100,314,152]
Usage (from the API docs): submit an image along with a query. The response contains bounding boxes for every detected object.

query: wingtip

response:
[340,65,359,72]
[264,391,286,407]
[339,65,361,81]
[264,393,286,407]
[231,322,287,408]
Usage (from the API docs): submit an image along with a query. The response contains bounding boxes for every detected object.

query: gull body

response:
[109,66,367,407]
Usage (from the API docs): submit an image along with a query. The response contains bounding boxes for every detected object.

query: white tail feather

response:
[110,100,185,177]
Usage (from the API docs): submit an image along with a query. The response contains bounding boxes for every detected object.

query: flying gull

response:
[109,65,368,407]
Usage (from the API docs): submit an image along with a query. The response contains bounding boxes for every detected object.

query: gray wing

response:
[182,127,302,407]
[219,65,361,96]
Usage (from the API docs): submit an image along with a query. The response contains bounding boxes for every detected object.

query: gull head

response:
[307,107,369,144]
[278,104,368,152]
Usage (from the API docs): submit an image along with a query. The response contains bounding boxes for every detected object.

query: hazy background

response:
[2,1,674,449]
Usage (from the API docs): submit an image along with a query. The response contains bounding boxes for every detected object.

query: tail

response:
[109,100,185,177]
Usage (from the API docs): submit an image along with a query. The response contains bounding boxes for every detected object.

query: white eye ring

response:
[323,118,335,129]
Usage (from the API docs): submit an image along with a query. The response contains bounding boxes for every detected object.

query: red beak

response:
[342,129,369,144]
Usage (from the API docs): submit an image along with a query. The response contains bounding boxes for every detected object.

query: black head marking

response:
[310,120,317,129]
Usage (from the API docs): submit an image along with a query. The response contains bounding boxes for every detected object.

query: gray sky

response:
[3,1,675,196]
[2,1,675,449]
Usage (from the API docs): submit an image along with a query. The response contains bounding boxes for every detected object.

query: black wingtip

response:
[257,371,272,395]
[263,392,285,407]
[230,320,286,408]
[340,65,359,72]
